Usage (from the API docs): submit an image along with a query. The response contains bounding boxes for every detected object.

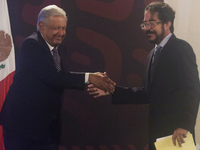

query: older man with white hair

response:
[0,5,115,150]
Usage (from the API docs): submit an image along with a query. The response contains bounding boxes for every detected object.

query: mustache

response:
[146,30,156,35]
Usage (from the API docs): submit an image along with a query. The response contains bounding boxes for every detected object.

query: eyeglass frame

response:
[140,21,162,30]
[44,24,67,32]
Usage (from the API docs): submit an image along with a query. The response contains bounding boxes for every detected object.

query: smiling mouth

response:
[56,37,63,40]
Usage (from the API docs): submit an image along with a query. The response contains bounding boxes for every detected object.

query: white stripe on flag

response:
[0,0,15,81]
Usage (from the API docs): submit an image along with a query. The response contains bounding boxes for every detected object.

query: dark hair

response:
[145,2,175,33]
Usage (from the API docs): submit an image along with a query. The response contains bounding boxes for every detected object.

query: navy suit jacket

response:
[0,31,85,140]
[112,34,200,149]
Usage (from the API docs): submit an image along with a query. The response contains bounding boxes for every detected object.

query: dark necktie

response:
[150,46,162,82]
[152,46,162,64]
[52,48,61,71]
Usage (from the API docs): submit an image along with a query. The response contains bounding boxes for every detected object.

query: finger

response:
[103,72,108,77]
[88,91,101,98]
[87,88,97,92]
[88,84,95,88]
[87,87,97,91]
[172,134,177,146]
[104,84,115,93]
[103,76,115,86]
[172,138,176,146]
[178,142,182,147]
[177,134,184,147]
[177,131,187,147]
[183,131,187,138]
[106,78,116,86]
[99,82,110,93]
[110,84,115,93]
[88,91,98,95]
[96,78,114,93]
[180,134,185,144]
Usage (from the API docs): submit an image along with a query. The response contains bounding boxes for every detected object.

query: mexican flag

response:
[0,0,15,149]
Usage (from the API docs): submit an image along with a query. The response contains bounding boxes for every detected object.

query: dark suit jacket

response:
[0,31,85,140]
[112,34,200,149]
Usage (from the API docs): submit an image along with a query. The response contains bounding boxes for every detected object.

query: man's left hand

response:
[172,128,188,147]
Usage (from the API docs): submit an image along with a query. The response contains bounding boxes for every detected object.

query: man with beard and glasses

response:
[0,5,115,150]
[87,2,200,150]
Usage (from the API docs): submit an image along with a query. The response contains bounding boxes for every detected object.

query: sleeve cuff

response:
[85,73,89,83]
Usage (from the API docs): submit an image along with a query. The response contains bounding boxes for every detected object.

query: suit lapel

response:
[37,31,55,65]
[147,34,176,86]
[145,49,154,93]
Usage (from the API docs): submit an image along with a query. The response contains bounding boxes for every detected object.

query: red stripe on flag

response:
[0,71,15,150]
[0,71,15,111]
[0,126,4,150]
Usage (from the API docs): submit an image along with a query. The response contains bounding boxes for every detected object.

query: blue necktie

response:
[52,48,61,71]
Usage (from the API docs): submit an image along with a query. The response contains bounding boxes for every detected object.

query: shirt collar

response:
[155,33,172,49]
[46,41,55,52]
[40,32,57,52]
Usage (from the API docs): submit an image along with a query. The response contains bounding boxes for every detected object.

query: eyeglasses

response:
[140,21,162,30]
[51,26,67,31]
[45,25,67,32]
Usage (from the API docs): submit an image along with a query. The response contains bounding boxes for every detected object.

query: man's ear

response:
[38,22,44,32]
[165,21,172,29]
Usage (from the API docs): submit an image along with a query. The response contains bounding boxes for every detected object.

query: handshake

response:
[88,72,115,98]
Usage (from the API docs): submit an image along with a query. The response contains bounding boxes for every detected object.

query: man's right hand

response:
[172,128,188,147]
[88,72,115,94]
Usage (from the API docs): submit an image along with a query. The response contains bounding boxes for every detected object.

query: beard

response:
[145,25,165,44]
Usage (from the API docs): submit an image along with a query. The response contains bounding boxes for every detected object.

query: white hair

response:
[37,5,67,31]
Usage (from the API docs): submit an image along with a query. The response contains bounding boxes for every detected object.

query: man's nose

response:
[58,29,66,35]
